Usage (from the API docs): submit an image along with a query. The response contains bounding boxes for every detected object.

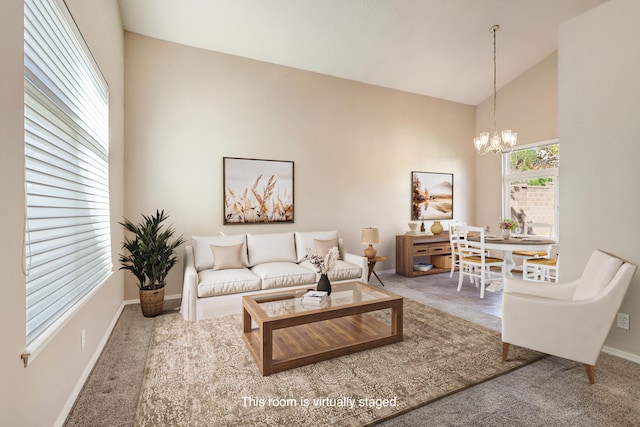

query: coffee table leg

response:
[242,306,251,333]
[261,324,273,375]
[391,302,403,340]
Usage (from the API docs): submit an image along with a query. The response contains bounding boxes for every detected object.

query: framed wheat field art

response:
[411,171,453,221]
[223,157,294,224]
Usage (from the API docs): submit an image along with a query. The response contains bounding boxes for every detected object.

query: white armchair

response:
[501,250,637,384]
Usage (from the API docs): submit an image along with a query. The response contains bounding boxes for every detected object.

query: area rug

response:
[135,299,543,426]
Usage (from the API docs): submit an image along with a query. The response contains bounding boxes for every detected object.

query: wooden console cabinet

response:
[396,233,452,277]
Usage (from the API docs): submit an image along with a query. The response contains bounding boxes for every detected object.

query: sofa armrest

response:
[180,245,199,321]
[344,252,369,284]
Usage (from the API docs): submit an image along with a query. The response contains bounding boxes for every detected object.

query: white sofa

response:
[180,230,368,320]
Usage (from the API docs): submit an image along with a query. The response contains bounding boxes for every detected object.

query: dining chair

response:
[523,244,560,282]
[512,222,554,260]
[524,222,553,237]
[456,225,505,298]
[448,221,467,278]
[512,222,554,276]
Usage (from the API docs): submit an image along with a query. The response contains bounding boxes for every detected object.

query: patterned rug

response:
[135,299,542,426]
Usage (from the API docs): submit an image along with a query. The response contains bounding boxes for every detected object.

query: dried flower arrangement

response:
[305,246,339,274]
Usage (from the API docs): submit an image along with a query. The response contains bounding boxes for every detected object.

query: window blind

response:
[24,0,111,352]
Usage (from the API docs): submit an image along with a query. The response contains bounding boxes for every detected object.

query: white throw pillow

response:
[247,232,297,266]
[192,234,248,271]
[294,230,338,262]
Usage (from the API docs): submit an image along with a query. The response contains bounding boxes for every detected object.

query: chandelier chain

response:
[492,25,497,132]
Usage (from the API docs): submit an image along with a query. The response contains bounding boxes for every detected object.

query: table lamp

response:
[361,227,379,259]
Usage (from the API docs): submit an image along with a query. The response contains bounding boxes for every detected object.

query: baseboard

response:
[602,345,640,364]
[124,293,182,305]
[55,301,126,427]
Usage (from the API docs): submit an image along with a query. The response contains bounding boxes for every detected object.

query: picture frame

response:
[223,157,294,224]
[411,171,453,220]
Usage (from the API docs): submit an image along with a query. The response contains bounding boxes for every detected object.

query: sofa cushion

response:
[294,230,338,262]
[251,262,316,290]
[299,259,363,282]
[192,234,248,271]
[197,268,261,298]
[211,243,244,270]
[314,238,339,257]
[247,232,297,266]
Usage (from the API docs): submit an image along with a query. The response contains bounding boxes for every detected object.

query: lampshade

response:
[361,228,379,244]
[361,227,379,259]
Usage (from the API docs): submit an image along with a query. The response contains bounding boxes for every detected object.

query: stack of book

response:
[413,263,433,272]
[301,290,329,305]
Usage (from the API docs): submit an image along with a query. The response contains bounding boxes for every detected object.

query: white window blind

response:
[24,0,111,353]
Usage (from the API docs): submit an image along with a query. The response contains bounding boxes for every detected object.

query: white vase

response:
[501,229,511,239]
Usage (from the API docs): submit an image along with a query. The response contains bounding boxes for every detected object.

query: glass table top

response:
[250,282,392,318]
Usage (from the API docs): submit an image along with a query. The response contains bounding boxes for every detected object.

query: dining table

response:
[467,235,557,291]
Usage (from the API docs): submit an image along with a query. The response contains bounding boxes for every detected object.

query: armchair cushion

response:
[503,277,577,300]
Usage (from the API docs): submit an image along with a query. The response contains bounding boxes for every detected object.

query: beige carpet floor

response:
[135,299,542,426]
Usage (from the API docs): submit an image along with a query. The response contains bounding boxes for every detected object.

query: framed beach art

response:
[223,157,294,224]
[411,171,453,220]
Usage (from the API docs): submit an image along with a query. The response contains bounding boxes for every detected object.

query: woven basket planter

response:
[139,287,165,317]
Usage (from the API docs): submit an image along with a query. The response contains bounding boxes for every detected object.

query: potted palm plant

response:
[119,210,185,317]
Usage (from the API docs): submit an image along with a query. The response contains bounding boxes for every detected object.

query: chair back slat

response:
[455,225,504,298]
[448,221,467,278]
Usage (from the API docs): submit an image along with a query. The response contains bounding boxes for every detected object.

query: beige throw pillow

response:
[314,238,339,258]
[192,234,247,271]
[294,230,338,262]
[210,243,244,270]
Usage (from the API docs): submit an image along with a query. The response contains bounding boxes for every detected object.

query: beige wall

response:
[0,1,125,426]
[123,33,477,299]
[475,52,559,230]
[559,0,640,357]
[0,0,28,424]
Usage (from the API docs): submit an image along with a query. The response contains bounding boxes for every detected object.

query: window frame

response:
[502,138,559,238]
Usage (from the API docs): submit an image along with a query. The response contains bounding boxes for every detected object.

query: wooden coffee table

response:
[241,281,403,376]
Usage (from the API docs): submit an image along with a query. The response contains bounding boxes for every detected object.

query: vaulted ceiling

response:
[118,0,607,105]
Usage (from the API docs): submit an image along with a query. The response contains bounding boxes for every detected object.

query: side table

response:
[367,256,387,286]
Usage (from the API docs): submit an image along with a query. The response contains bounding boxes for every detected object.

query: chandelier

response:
[474,25,517,155]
